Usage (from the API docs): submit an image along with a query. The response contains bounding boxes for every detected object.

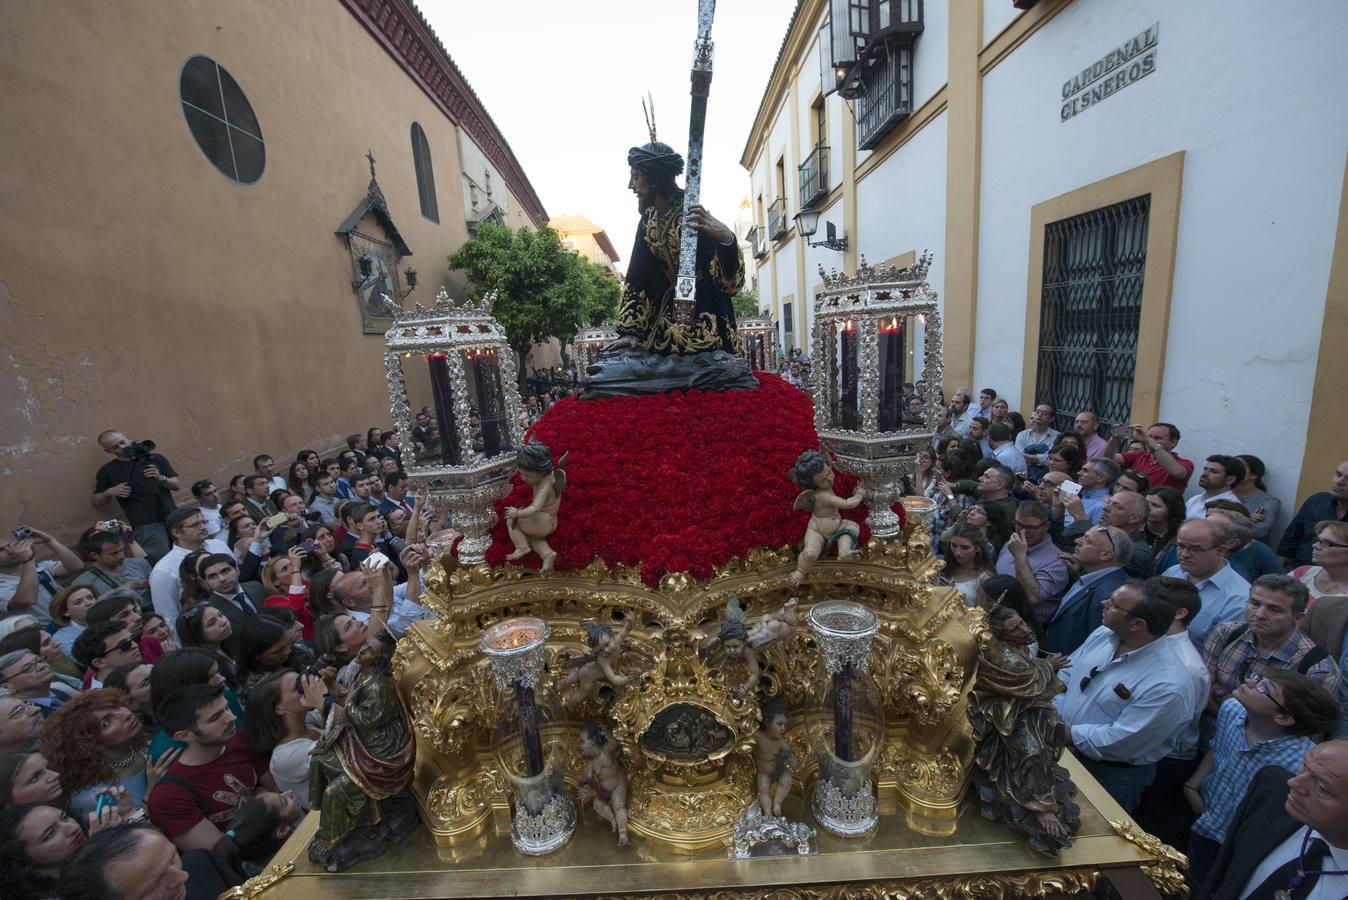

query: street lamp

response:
[794,209,848,252]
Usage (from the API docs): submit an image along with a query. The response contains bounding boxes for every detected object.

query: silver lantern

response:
[384,287,524,563]
[811,252,943,538]
[737,311,780,372]
[572,322,619,378]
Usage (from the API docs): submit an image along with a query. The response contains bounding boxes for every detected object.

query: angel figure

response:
[753,698,797,818]
[788,450,863,587]
[747,596,799,649]
[699,597,761,699]
[505,442,570,573]
[578,722,629,847]
[559,619,631,709]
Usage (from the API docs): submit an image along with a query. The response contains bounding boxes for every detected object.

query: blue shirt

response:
[1192,698,1313,842]
[991,442,1028,476]
[1065,487,1110,526]
[1162,562,1250,650]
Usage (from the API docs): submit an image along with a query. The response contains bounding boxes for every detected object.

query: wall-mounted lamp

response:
[400,267,417,299]
[793,209,848,252]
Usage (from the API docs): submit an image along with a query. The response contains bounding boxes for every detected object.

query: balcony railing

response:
[749,225,767,258]
[856,40,915,150]
[799,144,830,208]
[767,197,788,240]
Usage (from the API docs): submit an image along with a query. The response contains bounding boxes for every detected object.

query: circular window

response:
[179,55,264,184]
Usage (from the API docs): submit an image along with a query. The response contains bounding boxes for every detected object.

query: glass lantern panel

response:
[827,319,861,431]
[416,352,462,466]
[465,348,514,460]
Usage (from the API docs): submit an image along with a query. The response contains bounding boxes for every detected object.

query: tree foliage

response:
[448,224,621,370]
[731,289,760,318]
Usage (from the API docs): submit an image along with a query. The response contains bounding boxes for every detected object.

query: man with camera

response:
[92,430,179,564]
[0,527,83,625]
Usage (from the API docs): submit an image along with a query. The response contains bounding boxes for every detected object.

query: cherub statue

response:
[505,441,570,573]
[699,597,761,698]
[747,596,799,649]
[968,603,1081,855]
[558,619,631,709]
[578,722,629,847]
[788,450,863,587]
[752,698,797,818]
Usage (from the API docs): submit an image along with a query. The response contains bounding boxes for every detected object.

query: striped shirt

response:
[1192,698,1313,842]
[1200,621,1341,700]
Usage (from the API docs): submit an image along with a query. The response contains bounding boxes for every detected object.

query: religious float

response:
[227,5,1187,895]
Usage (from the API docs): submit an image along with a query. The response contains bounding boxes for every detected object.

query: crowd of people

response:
[2,380,1347,897]
[908,385,1347,897]
[0,426,441,899]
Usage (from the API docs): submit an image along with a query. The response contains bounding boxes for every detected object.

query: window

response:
[410,122,439,223]
[782,300,795,349]
[179,56,264,184]
[1034,195,1150,432]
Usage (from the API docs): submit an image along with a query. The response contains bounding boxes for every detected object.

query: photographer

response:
[92,430,179,564]
[0,528,82,626]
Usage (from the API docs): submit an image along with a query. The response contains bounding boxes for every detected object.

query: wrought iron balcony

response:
[827,0,924,97]
[856,40,915,150]
[767,197,788,241]
[749,226,767,258]
[799,144,830,208]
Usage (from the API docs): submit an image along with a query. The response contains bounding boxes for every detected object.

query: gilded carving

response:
[426,767,506,828]
[881,640,965,726]
[217,863,294,900]
[1109,819,1190,897]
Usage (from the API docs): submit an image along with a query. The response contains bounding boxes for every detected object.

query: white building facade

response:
[740,0,1348,520]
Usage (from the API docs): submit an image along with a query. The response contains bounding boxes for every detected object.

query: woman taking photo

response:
[0,802,125,900]
[940,523,995,606]
[245,672,329,809]
[301,524,350,576]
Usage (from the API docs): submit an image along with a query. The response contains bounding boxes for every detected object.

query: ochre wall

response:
[0,0,539,536]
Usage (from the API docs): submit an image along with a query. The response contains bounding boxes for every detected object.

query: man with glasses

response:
[0,649,77,712]
[148,509,232,628]
[1277,459,1348,568]
[71,620,143,689]
[1201,575,1340,724]
[1162,518,1251,650]
[1183,669,1339,889]
[997,501,1071,625]
[1043,525,1134,655]
[1054,580,1202,812]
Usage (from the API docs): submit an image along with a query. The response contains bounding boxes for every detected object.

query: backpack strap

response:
[156,772,213,817]
[1221,623,1250,650]
[1296,646,1328,675]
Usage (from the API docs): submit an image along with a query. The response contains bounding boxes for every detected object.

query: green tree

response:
[448,224,620,384]
[731,289,760,318]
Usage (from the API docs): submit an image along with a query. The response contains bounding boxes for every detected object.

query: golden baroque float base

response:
[394,522,986,854]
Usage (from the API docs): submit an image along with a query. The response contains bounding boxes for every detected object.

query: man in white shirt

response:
[190,480,226,541]
[1054,579,1204,812]
[328,546,431,640]
[253,454,288,494]
[1184,455,1245,520]
[1162,518,1251,650]
[1197,740,1348,900]
[148,509,232,627]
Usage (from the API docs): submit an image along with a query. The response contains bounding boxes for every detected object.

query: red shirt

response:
[1120,448,1194,492]
[263,592,313,640]
[147,732,268,837]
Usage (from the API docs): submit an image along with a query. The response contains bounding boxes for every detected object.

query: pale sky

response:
[419,0,799,271]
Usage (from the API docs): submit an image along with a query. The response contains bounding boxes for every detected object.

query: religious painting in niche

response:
[638,702,734,764]
[349,231,403,334]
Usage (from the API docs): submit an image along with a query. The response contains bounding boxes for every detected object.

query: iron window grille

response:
[1034,195,1151,434]
[856,40,915,150]
[179,55,265,184]
[749,226,768,259]
[799,144,830,208]
[411,122,439,223]
[767,197,789,241]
